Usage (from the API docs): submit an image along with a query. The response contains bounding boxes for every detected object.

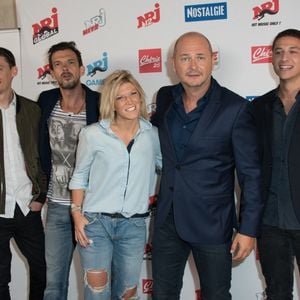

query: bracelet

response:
[71,203,82,212]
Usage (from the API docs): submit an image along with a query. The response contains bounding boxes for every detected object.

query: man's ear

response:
[80,65,85,77]
[11,66,18,78]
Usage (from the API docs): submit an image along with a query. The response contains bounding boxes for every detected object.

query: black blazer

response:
[152,79,264,244]
[252,89,300,223]
[38,84,100,182]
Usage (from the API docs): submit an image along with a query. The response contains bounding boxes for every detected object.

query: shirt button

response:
[175,164,181,170]
[169,186,174,191]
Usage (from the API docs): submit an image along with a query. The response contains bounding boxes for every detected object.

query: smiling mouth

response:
[279,65,292,70]
[125,106,136,112]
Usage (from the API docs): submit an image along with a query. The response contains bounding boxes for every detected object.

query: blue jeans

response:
[257,225,300,300]
[43,202,76,300]
[0,204,46,300]
[78,212,146,300]
[152,209,232,300]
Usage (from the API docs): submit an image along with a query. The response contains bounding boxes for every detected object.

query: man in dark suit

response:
[151,31,263,300]
[253,28,300,300]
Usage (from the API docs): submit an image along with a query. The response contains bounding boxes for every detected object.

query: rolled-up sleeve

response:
[69,128,93,190]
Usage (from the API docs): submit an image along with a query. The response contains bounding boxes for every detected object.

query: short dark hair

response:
[48,41,83,69]
[272,28,300,50]
[0,47,16,68]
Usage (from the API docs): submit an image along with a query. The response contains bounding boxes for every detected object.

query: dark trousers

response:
[257,225,300,300]
[152,209,232,300]
[0,204,46,300]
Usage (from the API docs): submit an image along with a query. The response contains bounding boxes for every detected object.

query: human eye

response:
[131,91,138,97]
[180,56,190,62]
[290,48,300,54]
[196,55,205,61]
[273,49,282,56]
[115,95,125,101]
[53,61,61,68]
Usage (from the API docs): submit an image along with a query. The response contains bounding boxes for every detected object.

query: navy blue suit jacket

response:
[38,84,100,182]
[151,79,263,244]
[252,89,300,223]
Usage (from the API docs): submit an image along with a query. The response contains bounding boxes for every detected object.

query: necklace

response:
[60,98,86,115]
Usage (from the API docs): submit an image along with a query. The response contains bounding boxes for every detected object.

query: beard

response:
[57,73,80,90]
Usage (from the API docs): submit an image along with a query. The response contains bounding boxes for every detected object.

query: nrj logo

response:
[137,3,160,28]
[251,45,272,64]
[139,48,162,73]
[32,7,59,45]
[86,52,108,77]
[37,64,50,80]
[253,0,279,20]
[83,8,106,36]
[37,63,56,86]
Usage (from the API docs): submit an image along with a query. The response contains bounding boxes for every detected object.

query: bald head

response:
[173,32,213,58]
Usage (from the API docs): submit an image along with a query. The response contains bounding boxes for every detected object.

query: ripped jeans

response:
[78,212,146,300]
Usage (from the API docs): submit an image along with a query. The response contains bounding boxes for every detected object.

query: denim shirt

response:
[69,118,162,217]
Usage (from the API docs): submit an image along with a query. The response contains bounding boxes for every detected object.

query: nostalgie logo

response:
[251,46,272,64]
[32,7,59,45]
[139,48,162,73]
[184,2,227,22]
[85,52,108,87]
[36,63,56,86]
[137,3,160,28]
[142,279,153,294]
[82,8,106,36]
[251,0,281,27]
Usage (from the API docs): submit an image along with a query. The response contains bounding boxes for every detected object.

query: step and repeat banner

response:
[8,0,300,299]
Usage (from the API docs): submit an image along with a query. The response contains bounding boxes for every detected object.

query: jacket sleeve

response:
[233,101,264,237]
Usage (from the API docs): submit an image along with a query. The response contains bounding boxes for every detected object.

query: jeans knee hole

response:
[85,269,108,293]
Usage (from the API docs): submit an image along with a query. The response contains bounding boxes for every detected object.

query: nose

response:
[280,51,289,61]
[189,57,197,69]
[62,62,69,71]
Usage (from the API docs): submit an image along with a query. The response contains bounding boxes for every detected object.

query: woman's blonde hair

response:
[100,70,148,121]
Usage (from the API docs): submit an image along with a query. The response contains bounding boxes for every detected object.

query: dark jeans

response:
[0,204,46,300]
[257,225,300,300]
[152,209,232,300]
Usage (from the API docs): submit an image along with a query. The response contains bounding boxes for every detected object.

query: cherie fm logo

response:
[139,48,162,73]
[142,279,153,294]
[251,46,272,63]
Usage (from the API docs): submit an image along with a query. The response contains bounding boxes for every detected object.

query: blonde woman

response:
[69,70,161,300]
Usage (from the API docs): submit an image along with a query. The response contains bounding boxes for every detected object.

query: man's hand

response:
[231,233,255,261]
[29,201,43,212]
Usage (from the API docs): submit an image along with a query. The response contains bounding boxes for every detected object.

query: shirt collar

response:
[172,78,214,108]
[100,117,152,132]
[0,91,16,111]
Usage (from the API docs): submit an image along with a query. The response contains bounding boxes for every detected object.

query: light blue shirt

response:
[69,118,162,217]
